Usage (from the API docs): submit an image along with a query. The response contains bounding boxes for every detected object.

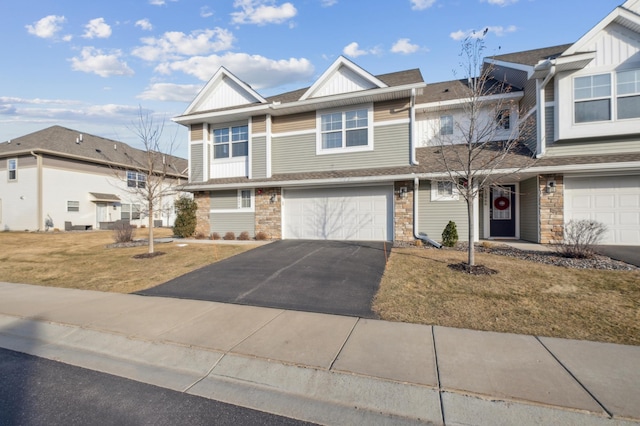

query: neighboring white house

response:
[0,126,188,231]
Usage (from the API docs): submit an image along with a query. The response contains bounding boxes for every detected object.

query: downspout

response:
[30,151,43,231]
[410,88,419,165]
[536,64,556,158]
[413,177,442,248]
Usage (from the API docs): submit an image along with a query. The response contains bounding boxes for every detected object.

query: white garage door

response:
[565,175,640,245]
[283,186,393,241]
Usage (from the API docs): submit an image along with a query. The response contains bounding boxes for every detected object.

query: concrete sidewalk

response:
[0,282,638,425]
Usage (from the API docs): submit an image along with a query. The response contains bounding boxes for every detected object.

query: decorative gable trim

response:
[299,56,388,101]
[184,67,267,116]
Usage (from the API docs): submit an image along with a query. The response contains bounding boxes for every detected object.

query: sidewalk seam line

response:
[226,309,287,354]
[534,336,613,418]
[328,317,360,371]
[182,354,225,394]
[432,326,446,426]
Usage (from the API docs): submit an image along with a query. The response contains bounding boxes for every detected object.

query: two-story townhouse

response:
[0,125,188,231]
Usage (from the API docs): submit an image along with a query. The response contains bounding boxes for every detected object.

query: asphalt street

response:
[0,347,314,426]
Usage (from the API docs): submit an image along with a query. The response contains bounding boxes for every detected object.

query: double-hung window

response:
[121,203,141,220]
[67,201,79,212]
[440,115,453,135]
[7,158,17,181]
[617,69,640,120]
[319,107,371,152]
[213,125,248,159]
[431,181,459,201]
[238,189,252,209]
[127,171,146,188]
[496,110,510,130]
[574,74,612,123]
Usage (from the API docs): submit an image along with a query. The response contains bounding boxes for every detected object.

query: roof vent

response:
[444,88,449,93]
[114,144,117,150]
[76,137,80,144]
[7,140,10,144]
[79,134,83,142]
[95,149,102,153]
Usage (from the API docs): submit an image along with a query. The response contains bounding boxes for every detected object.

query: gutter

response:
[412,177,441,248]
[410,88,419,166]
[30,151,43,231]
[536,63,556,158]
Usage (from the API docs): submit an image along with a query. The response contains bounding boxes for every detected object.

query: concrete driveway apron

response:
[138,240,391,318]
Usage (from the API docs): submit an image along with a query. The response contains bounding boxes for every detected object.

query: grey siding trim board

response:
[210,190,238,209]
[190,143,203,182]
[418,180,469,242]
[210,212,255,236]
[519,177,539,242]
[272,123,410,174]
[252,136,267,179]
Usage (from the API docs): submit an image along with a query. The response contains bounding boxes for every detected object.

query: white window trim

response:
[237,189,255,212]
[7,158,17,182]
[315,104,374,155]
[212,124,249,161]
[431,180,459,201]
[440,115,454,135]
[67,200,80,212]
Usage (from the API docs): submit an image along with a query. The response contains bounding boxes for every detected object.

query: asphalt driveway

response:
[595,246,639,267]
[138,240,391,318]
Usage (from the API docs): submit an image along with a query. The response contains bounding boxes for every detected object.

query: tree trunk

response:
[148,204,154,254]
[467,194,475,267]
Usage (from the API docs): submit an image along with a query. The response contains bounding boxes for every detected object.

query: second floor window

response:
[7,158,17,181]
[574,74,611,123]
[127,171,146,188]
[320,108,369,151]
[440,115,453,135]
[617,69,640,120]
[496,110,510,130]
[213,125,248,159]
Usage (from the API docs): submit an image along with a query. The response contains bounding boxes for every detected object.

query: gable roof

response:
[0,126,188,176]
[489,44,573,67]
[415,78,522,107]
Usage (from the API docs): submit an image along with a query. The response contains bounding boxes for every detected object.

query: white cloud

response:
[155,52,314,90]
[481,0,518,6]
[25,15,66,39]
[450,25,517,41]
[149,0,165,5]
[321,0,337,6]
[200,6,214,17]
[231,0,297,25]
[70,47,134,78]
[410,0,436,10]
[83,18,112,39]
[342,42,381,58]
[135,19,153,31]
[391,38,420,54]
[132,28,234,62]
[137,83,202,102]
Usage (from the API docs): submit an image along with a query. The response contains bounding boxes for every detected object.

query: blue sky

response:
[0,0,621,158]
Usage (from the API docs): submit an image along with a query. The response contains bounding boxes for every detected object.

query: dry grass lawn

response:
[0,229,258,294]
[374,248,640,346]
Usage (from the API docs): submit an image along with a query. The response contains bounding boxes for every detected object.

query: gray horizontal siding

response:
[418,181,469,242]
[190,143,203,182]
[210,212,255,237]
[545,106,555,145]
[211,190,237,209]
[272,123,409,174]
[546,138,640,156]
[252,136,267,179]
[519,177,539,242]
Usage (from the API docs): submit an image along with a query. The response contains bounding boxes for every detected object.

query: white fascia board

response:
[485,58,533,73]
[173,104,272,125]
[563,7,637,56]
[300,56,389,101]
[415,91,523,112]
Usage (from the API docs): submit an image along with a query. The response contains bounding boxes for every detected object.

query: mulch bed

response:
[447,262,498,275]
[132,251,166,259]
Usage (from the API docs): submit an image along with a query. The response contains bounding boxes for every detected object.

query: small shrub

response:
[140,224,146,228]
[414,239,423,247]
[173,196,198,238]
[441,221,459,247]
[255,231,268,241]
[238,231,250,241]
[210,232,221,240]
[554,219,607,259]
[481,241,494,249]
[223,231,236,240]
[194,232,206,240]
[113,222,135,243]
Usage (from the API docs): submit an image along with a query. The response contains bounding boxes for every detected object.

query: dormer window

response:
[317,106,373,154]
[213,125,248,159]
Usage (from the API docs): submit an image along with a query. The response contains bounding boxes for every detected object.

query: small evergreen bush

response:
[442,221,459,247]
[173,196,197,238]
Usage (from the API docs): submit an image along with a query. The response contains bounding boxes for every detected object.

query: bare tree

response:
[431,33,536,268]
[123,108,182,254]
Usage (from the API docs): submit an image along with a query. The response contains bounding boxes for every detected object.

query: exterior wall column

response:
[539,174,564,244]
[255,187,282,239]
[194,192,211,237]
[394,180,414,242]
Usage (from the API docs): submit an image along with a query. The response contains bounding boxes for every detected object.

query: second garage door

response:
[283,186,393,241]
[565,175,640,245]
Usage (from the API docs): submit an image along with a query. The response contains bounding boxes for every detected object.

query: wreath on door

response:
[494,196,510,210]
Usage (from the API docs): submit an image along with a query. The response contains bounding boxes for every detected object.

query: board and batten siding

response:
[210,212,255,236]
[251,136,267,179]
[519,177,539,242]
[272,123,409,174]
[190,143,203,182]
[418,181,469,242]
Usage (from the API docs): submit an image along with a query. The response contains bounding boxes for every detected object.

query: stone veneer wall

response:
[394,180,414,242]
[255,187,282,239]
[539,174,564,244]
[194,192,211,237]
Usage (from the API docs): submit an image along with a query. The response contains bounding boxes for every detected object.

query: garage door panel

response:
[283,186,392,241]
[565,176,640,245]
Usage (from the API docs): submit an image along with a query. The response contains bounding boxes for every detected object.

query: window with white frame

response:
[67,201,79,212]
[440,115,453,135]
[127,171,146,188]
[121,203,141,220]
[319,107,371,152]
[213,125,248,159]
[238,189,252,209]
[496,109,510,130]
[574,73,612,123]
[431,181,459,201]
[7,158,17,181]
[617,69,640,120]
